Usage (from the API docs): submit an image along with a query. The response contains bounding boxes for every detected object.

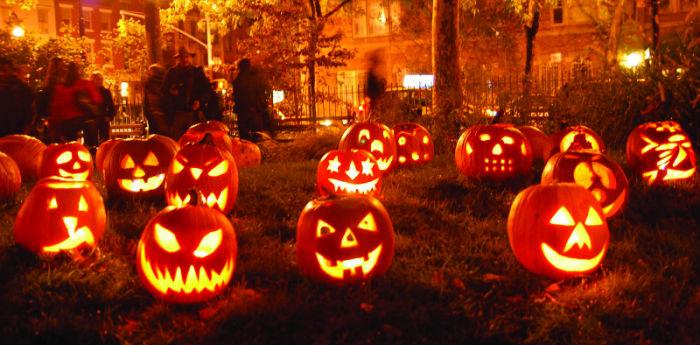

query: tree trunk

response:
[607,0,626,67]
[651,0,660,58]
[144,0,162,64]
[431,0,461,152]
[523,8,540,98]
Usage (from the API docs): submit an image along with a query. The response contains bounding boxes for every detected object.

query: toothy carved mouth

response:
[138,244,234,294]
[376,157,393,171]
[541,243,606,273]
[328,178,379,194]
[42,216,95,253]
[58,169,89,180]
[483,157,514,173]
[118,174,165,192]
[315,245,382,279]
[169,187,229,210]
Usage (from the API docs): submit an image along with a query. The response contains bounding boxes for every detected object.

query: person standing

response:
[144,64,168,135]
[90,72,116,143]
[232,59,271,141]
[364,51,386,121]
[161,46,211,138]
[0,57,34,136]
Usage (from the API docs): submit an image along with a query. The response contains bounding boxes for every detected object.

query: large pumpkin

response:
[165,135,239,214]
[550,125,605,156]
[542,151,628,217]
[455,124,533,180]
[296,195,394,284]
[508,183,609,279]
[392,122,434,167]
[0,134,46,181]
[103,135,178,199]
[626,121,696,185]
[39,142,94,181]
[137,198,237,303]
[95,138,122,174]
[517,125,551,163]
[14,177,106,255]
[317,149,381,196]
[0,152,21,200]
[230,138,262,168]
[179,121,233,155]
[339,122,397,173]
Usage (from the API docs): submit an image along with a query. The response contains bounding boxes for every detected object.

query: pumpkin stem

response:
[187,189,201,207]
[198,133,216,146]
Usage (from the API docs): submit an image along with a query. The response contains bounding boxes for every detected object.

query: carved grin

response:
[483,157,514,173]
[118,174,165,192]
[58,169,89,180]
[168,187,229,210]
[541,243,606,273]
[315,245,382,279]
[376,157,393,171]
[328,178,379,194]
[42,216,95,253]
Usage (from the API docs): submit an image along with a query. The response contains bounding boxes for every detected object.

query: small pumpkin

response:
[317,149,381,196]
[455,124,533,180]
[339,122,397,173]
[392,122,434,166]
[0,134,47,181]
[517,125,551,163]
[39,142,94,180]
[230,138,262,168]
[550,125,605,156]
[626,121,696,185]
[179,121,233,154]
[0,152,21,200]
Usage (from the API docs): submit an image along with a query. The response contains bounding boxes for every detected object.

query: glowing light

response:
[621,51,645,69]
[272,90,285,104]
[120,82,129,97]
[541,243,606,272]
[320,119,333,127]
[11,26,25,38]
[402,74,434,89]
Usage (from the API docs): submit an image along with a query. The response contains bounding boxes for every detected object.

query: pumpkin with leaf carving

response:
[626,121,696,185]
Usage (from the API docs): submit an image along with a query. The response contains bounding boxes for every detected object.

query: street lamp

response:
[11,26,25,38]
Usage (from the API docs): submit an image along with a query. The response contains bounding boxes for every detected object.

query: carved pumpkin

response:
[508,183,609,279]
[0,134,47,181]
[392,122,434,166]
[339,122,397,173]
[296,195,394,284]
[0,152,21,200]
[517,125,551,163]
[137,196,237,303]
[542,151,628,217]
[95,138,121,175]
[230,138,262,168]
[179,121,234,155]
[317,149,381,196]
[14,177,106,255]
[455,124,533,180]
[103,135,178,198]
[39,142,94,181]
[550,125,605,156]
[626,121,696,185]
[165,135,239,214]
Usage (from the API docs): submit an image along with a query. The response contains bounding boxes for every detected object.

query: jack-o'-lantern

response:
[103,135,178,198]
[508,183,609,279]
[14,177,106,255]
[517,125,551,163]
[339,122,397,173]
[0,134,46,181]
[0,152,21,200]
[137,196,237,303]
[165,135,239,214]
[40,142,94,181]
[95,138,121,175]
[392,123,434,166]
[455,124,533,180]
[296,195,394,284]
[550,125,605,156]
[542,151,628,217]
[626,121,696,185]
[317,149,381,196]
[230,138,262,168]
[179,121,233,154]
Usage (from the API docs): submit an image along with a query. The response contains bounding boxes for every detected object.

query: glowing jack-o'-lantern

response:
[230,138,262,168]
[137,196,237,303]
[296,195,394,284]
[508,183,609,279]
[40,142,94,181]
[165,135,239,214]
[179,121,234,154]
[339,122,397,173]
[317,149,381,196]
[626,121,696,185]
[0,134,46,181]
[455,124,533,180]
[0,152,21,200]
[103,135,178,198]
[542,151,628,217]
[550,125,605,156]
[14,177,106,255]
[392,123,434,166]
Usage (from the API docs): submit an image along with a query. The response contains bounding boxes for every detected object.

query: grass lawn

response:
[1,133,699,344]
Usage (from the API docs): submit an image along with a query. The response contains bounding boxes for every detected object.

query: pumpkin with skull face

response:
[40,142,94,181]
[626,121,696,185]
[392,123,434,166]
[455,124,533,180]
[14,177,106,255]
[179,121,234,155]
[297,195,394,284]
[317,149,381,196]
[0,152,21,200]
[103,135,178,198]
[137,199,237,303]
[542,151,628,217]
[339,122,397,173]
[508,183,610,279]
[165,136,239,214]
[550,125,605,156]
[0,134,46,181]
[230,138,262,168]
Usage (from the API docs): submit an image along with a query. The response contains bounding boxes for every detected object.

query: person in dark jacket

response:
[232,59,271,141]
[205,81,223,121]
[144,64,168,135]
[90,72,116,143]
[0,57,35,136]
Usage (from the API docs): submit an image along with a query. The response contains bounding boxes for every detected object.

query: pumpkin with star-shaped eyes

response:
[14,177,106,255]
[626,121,696,185]
[392,123,434,167]
[137,195,237,303]
[230,138,262,168]
[339,122,397,173]
[549,125,605,156]
[39,142,94,181]
[296,195,394,284]
[508,183,610,279]
[317,149,381,196]
[103,135,178,199]
[542,151,628,218]
[0,152,21,200]
[455,124,533,180]
[179,121,233,155]
[165,135,239,214]
[0,134,46,181]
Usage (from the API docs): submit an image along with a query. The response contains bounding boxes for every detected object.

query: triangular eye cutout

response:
[208,160,229,177]
[144,152,159,166]
[154,223,180,253]
[56,151,73,164]
[49,197,58,209]
[194,229,223,258]
[585,207,603,226]
[549,206,575,226]
[121,155,135,169]
[316,220,336,237]
[357,213,377,232]
[78,196,88,211]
